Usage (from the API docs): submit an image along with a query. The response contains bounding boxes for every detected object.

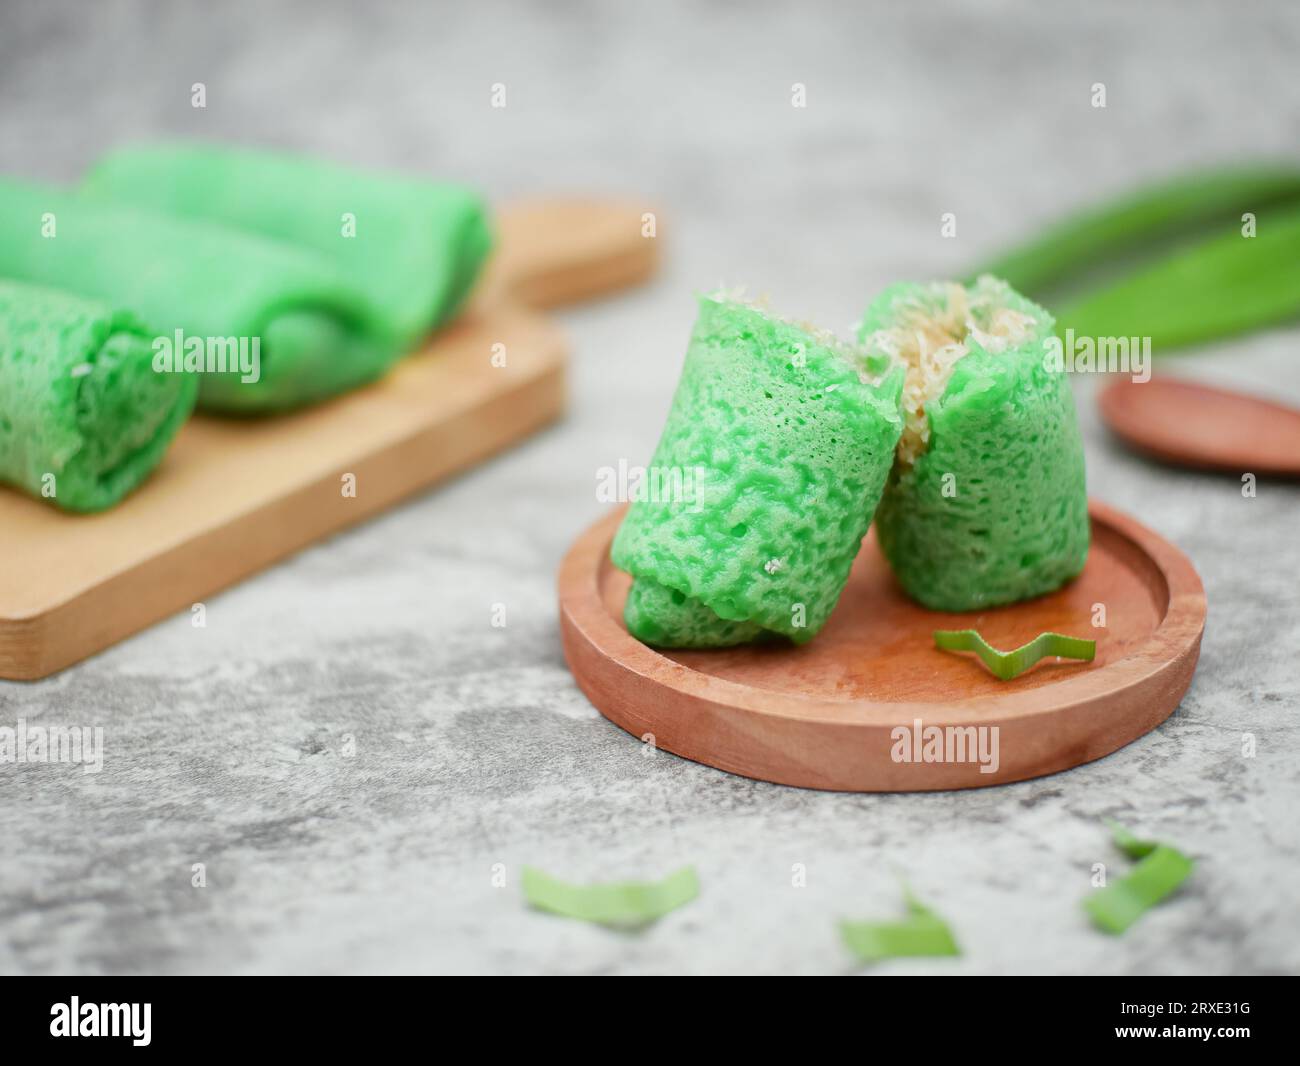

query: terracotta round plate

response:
[559,501,1206,791]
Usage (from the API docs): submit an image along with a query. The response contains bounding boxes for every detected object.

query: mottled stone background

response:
[1,0,1297,975]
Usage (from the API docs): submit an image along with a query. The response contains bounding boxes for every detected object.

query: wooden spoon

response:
[1098,377,1300,477]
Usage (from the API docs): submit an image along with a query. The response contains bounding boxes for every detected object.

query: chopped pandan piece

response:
[612,290,903,647]
[860,276,1089,611]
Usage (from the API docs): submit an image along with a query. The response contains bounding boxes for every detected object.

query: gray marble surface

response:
[1,0,1297,975]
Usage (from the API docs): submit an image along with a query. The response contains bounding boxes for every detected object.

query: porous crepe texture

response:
[0,279,196,511]
[862,280,1090,611]
[612,295,904,644]
[0,177,395,413]
[623,576,766,648]
[84,143,492,349]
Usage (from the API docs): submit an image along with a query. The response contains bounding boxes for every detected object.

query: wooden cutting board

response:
[560,501,1206,791]
[0,200,658,680]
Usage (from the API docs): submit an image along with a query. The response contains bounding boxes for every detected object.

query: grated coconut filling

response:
[860,276,1037,464]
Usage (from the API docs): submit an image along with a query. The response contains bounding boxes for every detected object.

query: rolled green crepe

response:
[0,279,196,511]
[0,177,394,413]
[622,576,768,648]
[612,293,904,647]
[84,143,493,348]
[859,276,1089,611]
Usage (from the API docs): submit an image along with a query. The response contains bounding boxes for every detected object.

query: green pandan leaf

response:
[521,865,698,928]
[1058,203,1300,350]
[1084,824,1194,935]
[840,890,961,962]
[1106,819,1159,860]
[970,165,1300,296]
[933,629,1095,681]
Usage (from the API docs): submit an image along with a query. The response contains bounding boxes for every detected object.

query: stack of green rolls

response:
[0,279,196,512]
[83,143,493,351]
[611,292,905,647]
[0,177,394,415]
[613,276,1089,648]
[0,145,492,511]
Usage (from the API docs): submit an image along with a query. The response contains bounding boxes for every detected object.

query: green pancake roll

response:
[0,177,396,414]
[612,292,904,647]
[623,576,768,649]
[84,143,493,348]
[859,276,1089,611]
[0,279,196,512]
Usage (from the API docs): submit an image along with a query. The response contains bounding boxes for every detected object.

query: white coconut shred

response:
[860,276,1037,464]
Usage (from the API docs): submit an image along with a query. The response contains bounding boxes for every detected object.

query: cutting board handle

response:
[483,199,659,309]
